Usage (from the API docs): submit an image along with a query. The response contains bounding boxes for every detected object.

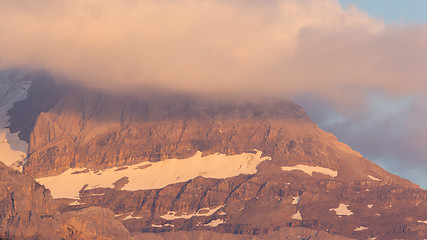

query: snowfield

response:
[282,164,338,177]
[36,151,271,199]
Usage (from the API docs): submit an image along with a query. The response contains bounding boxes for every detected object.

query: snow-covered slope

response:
[36,150,271,199]
[0,71,30,171]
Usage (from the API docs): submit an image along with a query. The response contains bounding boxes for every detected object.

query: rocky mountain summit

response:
[0,71,426,239]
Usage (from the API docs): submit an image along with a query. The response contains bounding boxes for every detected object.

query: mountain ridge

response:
[15,77,418,190]
[0,71,425,239]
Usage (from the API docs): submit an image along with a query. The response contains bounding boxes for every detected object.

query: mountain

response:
[0,71,426,239]
[0,160,132,239]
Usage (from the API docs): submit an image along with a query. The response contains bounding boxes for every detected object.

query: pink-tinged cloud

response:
[0,0,384,97]
[0,0,426,186]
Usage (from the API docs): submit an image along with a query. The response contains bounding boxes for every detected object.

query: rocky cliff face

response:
[3,73,426,239]
[12,77,416,189]
[0,161,131,239]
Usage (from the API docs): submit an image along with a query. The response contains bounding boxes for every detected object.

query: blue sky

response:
[339,0,427,23]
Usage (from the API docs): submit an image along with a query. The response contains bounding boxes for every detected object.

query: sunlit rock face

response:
[0,161,131,240]
[1,71,425,239]
[10,76,415,189]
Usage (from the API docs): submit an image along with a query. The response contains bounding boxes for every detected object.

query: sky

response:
[300,0,427,188]
[339,0,427,24]
[0,0,426,188]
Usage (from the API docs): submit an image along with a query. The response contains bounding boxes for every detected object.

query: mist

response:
[1,0,427,187]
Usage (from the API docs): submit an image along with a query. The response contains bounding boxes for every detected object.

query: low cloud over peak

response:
[1,0,427,186]
[1,0,386,98]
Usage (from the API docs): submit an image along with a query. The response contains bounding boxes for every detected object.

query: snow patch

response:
[123,214,143,220]
[0,75,31,171]
[281,164,337,178]
[367,204,373,208]
[69,201,85,206]
[204,219,226,227]
[161,205,224,220]
[152,223,174,228]
[292,211,302,220]
[86,193,105,197]
[368,175,381,181]
[354,226,368,231]
[36,151,270,199]
[292,196,300,205]
[329,204,353,216]
[418,220,427,224]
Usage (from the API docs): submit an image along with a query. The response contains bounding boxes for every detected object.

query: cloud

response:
[1,0,426,186]
[0,0,383,96]
[295,93,427,188]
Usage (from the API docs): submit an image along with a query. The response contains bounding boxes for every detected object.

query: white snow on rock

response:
[418,220,427,224]
[161,205,224,220]
[292,210,302,220]
[68,201,86,206]
[354,226,368,231]
[0,72,31,171]
[123,214,143,220]
[204,219,226,227]
[329,204,353,216]
[36,151,270,199]
[292,196,301,205]
[281,164,338,178]
[367,204,373,209]
[86,193,105,197]
[368,175,381,181]
[152,223,174,228]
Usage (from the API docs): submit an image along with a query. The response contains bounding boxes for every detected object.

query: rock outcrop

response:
[78,174,426,240]
[132,228,353,240]
[0,161,131,239]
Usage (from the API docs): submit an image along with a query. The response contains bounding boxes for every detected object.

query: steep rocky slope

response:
[0,161,353,240]
[0,161,132,239]
[2,72,426,239]
[11,77,416,189]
